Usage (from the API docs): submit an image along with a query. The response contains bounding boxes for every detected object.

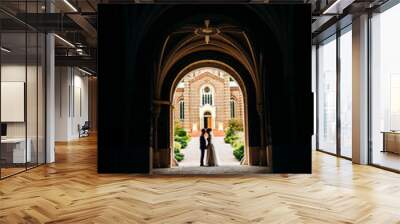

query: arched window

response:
[230,99,236,118]
[201,86,213,105]
[179,100,185,120]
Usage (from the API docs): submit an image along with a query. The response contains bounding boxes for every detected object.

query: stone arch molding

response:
[161,60,255,167]
[143,5,288,170]
[152,14,266,104]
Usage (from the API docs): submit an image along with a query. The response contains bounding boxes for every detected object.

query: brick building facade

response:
[173,67,244,135]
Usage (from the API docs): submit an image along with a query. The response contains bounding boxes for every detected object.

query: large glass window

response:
[340,28,352,158]
[318,36,337,154]
[371,3,400,171]
[0,3,46,179]
[1,31,28,177]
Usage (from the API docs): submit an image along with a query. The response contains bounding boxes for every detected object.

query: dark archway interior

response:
[98,4,312,173]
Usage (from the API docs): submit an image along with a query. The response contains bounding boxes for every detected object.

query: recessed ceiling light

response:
[54,34,75,48]
[1,47,11,53]
[78,67,93,76]
[63,0,78,12]
[322,0,354,15]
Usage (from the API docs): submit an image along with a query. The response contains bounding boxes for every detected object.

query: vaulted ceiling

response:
[157,19,259,93]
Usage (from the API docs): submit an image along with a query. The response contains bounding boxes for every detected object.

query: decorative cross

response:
[194,19,220,44]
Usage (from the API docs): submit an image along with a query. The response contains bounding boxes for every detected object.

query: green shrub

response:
[228,119,243,132]
[173,141,185,161]
[175,153,184,162]
[224,119,243,143]
[225,133,240,145]
[224,129,234,143]
[174,136,188,149]
[224,128,236,144]
[175,128,187,137]
[174,122,191,149]
[224,135,231,144]
[232,139,242,148]
[174,141,181,151]
[173,122,189,162]
[225,119,245,161]
[233,144,244,161]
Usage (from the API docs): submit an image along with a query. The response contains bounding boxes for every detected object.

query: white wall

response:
[55,67,70,141]
[1,63,46,164]
[1,65,39,137]
[55,67,89,141]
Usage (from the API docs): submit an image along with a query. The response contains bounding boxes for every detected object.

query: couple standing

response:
[199,128,219,166]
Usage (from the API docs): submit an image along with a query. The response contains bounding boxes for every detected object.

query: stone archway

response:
[155,59,261,169]
[169,66,249,167]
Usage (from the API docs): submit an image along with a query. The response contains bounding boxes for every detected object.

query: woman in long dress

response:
[206,128,219,166]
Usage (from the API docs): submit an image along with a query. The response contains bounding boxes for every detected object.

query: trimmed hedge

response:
[233,144,244,161]
[173,141,184,162]
[174,122,191,149]
[225,119,245,161]
[173,122,190,162]
[174,135,190,149]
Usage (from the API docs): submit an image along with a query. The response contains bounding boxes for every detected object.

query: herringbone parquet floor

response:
[1,135,400,223]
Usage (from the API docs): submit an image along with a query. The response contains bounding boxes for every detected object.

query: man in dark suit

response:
[199,129,207,166]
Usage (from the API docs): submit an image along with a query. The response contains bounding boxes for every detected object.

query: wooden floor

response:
[1,136,400,223]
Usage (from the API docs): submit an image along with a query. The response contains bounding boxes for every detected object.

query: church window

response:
[201,86,213,105]
[230,99,236,118]
[179,100,185,120]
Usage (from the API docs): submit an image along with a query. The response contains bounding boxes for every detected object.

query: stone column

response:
[257,103,268,166]
[352,14,369,164]
[45,0,55,163]
[152,104,160,168]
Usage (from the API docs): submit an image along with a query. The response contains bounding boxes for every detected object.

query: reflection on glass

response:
[1,32,27,177]
[371,3,400,171]
[340,29,352,158]
[318,36,337,154]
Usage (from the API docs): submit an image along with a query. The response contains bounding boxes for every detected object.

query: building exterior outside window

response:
[173,67,244,134]
[370,3,400,171]
[317,35,337,155]
[340,27,352,158]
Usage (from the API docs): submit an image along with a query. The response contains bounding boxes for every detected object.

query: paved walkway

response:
[153,166,270,175]
[179,137,240,167]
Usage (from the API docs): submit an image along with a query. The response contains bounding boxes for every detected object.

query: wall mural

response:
[98,4,312,173]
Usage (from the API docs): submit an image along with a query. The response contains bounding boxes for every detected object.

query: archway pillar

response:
[153,101,173,168]
[248,103,268,166]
